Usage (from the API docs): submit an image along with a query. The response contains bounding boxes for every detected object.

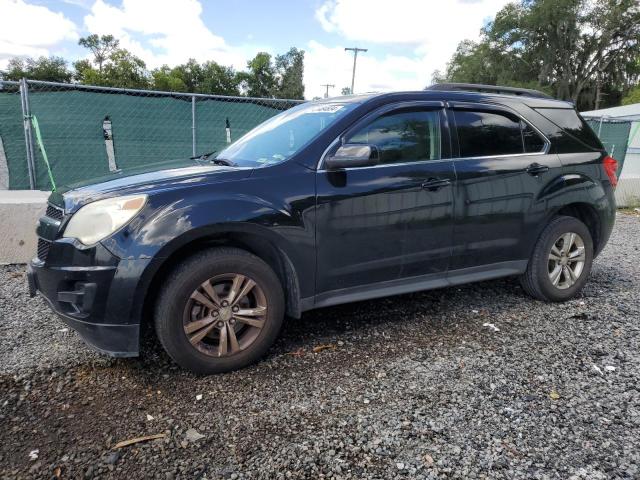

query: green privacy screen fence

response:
[585,118,631,174]
[0,80,303,190]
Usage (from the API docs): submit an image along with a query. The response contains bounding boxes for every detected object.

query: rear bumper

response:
[27,244,150,357]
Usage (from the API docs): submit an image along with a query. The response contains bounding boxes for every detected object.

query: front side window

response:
[346,109,441,164]
[454,110,546,157]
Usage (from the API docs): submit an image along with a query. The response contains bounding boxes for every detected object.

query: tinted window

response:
[536,108,603,150]
[455,110,524,157]
[347,109,441,164]
[522,122,546,153]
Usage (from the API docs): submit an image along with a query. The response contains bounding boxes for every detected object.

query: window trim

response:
[448,102,550,161]
[317,100,447,171]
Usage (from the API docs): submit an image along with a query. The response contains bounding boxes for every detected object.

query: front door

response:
[315,104,456,297]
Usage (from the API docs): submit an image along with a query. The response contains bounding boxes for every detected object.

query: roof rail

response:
[426,83,553,99]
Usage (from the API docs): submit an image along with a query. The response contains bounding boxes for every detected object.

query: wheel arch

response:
[537,172,610,257]
[135,227,304,336]
[553,202,601,254]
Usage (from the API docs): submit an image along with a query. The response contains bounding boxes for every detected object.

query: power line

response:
[344,47,367,94]
[321,83,335,98]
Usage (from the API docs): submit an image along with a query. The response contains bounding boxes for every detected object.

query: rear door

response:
[448,102,560,271]
[315,102,456,296]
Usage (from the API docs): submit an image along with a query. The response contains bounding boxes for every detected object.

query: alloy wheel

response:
[547,232,586,290]
[183,273,267,357]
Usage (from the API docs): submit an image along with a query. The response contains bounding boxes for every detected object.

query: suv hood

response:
[49,159,253,212]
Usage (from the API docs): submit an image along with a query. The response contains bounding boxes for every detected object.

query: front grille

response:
[45,204,64,220]
[37,238,51,261]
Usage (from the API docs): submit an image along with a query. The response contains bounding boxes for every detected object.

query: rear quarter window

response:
[535,108,603,151]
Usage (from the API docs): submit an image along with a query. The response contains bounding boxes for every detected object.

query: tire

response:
[520,216,594,302]
[155,247,285,374]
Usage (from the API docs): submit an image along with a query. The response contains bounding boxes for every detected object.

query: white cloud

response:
[83,0,256,71]
[0,0,78,67]
[308,0,512,98]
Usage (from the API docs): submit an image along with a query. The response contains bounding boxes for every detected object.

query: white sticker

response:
[308,104,345,113]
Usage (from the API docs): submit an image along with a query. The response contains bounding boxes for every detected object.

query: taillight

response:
[603,155,618,187]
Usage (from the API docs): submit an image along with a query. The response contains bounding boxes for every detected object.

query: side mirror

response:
[325,144,379,169]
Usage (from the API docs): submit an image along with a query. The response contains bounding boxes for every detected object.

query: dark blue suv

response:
[28,83,618,373]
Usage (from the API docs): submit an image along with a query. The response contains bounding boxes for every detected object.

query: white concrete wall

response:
[0,190,49,264]
[616,174,640,207]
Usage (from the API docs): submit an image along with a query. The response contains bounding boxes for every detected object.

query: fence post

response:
[19,78,37,189]
[191,95,196,157]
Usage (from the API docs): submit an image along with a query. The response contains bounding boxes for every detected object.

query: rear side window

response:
[535,108,603,150]
[522,122,546,153]
[347,109,441,164]
[454,110,546,158]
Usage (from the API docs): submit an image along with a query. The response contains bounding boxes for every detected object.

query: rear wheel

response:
[520,216,593,302]
[155,247,284,374]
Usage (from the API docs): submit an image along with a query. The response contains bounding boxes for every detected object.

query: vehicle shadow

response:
[136,276,526,374]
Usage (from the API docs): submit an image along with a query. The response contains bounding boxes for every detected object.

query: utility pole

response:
[321,83,335,98]
[344,47,367,94]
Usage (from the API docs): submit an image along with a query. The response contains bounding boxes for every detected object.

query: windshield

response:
[216,102,359,167]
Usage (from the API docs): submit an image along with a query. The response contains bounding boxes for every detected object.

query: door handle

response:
[526,162,549,176]
[421,178,451,191]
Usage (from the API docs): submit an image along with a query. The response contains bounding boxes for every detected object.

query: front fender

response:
[100,167,317,323]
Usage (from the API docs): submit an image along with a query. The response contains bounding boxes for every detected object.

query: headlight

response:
[63,194,147,245]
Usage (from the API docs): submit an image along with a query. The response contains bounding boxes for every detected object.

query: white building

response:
[582,103,640,207]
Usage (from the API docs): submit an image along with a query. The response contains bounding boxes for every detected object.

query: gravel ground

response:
[1,213,639,479]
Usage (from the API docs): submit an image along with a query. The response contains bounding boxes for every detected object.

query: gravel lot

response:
[1,213,639,479]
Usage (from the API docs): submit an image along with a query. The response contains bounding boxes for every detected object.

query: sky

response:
[0,0,512,99]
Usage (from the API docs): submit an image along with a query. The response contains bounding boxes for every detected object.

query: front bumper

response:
[27,241,150,357]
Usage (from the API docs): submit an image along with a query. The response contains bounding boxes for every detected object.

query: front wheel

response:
[155,247,285,374]
[520,216,594,302]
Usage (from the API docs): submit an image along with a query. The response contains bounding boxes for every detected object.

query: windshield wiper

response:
[210,158,236,167]
[190,151,237,167]
[190,151,216,161]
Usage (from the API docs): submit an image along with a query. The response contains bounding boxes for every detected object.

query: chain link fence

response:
[0,79,303,190]
[584,118,631,173]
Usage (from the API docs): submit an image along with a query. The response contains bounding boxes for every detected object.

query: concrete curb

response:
[0,190,49,264]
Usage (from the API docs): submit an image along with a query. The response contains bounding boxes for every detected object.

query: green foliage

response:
[150,65,188,92]
[238,48,305,99]
[5,56,72,82]
[151,59,241,95]
[442,0,640,109]
[622,84,640,105]
[78,34,119,72]
[5,33,305,99]
[239,52,278,97]
[75,48,149,89]
[274,47,305,99]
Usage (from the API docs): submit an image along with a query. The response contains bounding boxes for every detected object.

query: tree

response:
[4,56,72,82]
[622,84,640,105]
[274,47,305,99]
[199,61,241,96]
[151,65,188,92]
[238,52,277,97]
[341,87,352,95]
[169,59,203,92]
[78,34,119,72]
[442,0,640,109]
[75,49,149,89]
[150,59,240,95]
